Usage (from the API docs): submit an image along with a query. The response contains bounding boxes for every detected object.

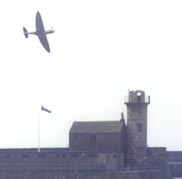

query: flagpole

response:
[38,105,51,152]
[38,109,41,152]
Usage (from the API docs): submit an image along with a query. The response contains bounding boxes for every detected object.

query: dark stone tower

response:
[125,90,150,164]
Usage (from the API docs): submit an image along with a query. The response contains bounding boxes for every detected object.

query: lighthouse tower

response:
[125,90,150,164]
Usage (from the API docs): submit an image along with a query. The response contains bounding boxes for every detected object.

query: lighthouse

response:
[125,90,150,164]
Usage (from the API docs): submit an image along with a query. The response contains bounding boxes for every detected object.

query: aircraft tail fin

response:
[23,27,28,38]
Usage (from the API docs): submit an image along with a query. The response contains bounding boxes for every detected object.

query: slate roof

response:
[70,120,124,133]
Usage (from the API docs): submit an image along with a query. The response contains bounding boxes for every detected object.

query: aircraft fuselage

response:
[26,29,54,36]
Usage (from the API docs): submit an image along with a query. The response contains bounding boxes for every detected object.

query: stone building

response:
[70,120,126,153]
[0,90,173,179]
[125,90,149,164]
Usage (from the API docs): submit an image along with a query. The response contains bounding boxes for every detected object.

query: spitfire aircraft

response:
[23,11,54,53]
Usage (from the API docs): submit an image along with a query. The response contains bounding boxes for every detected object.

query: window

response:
[70,153,77,157]
[88,153,98,158]
[38,154,45,157]
[62,153,66,157]
[137,92,142,102]
[90,134,96,145]
[137,123,142,132]
[113,154,117,158]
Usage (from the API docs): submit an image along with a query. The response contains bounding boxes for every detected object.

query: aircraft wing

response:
[37,33,50,53]
[36,11,50,53]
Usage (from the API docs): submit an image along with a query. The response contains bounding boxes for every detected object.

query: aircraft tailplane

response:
[23,27,28,38]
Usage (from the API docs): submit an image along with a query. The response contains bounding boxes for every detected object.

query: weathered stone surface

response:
[167,151,182,177]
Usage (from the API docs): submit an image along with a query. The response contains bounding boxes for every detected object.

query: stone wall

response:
[147,147,167,165]
[0,168,169,179]
[167,151,182,162]
[119,170,167,179]
[0,148,124,174]
[0,148,172,179]
[167,151,182,177]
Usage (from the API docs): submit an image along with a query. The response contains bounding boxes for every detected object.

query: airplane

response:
[23,11,55,53]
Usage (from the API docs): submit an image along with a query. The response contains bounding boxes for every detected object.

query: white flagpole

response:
[38,109,41,152]
[38,105,51,152]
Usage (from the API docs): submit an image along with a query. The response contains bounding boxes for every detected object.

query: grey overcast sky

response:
[0,0,181,150]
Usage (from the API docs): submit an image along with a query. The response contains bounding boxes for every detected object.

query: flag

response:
[41,105,51,113]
